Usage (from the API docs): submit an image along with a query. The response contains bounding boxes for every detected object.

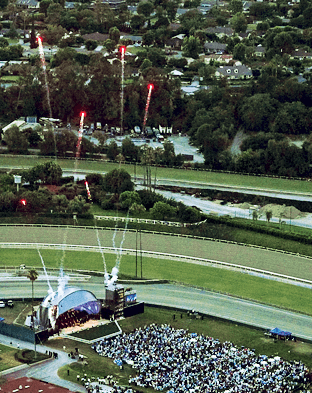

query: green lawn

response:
[1,248,312,315]
[2,156,312,194]
[51,306,312,391]
[0,75,20,81]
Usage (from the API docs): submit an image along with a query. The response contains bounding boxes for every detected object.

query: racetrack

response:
[1,225,312,281]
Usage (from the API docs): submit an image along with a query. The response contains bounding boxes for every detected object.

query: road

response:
[1,276,312,342]
[0,225,312,341]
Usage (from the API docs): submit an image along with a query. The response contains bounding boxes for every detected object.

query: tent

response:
[270,327,292,337]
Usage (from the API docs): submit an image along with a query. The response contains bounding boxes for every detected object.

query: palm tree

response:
[27,269,38,358]
[27,269,38,329]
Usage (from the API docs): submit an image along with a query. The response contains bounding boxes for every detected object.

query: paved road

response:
[0,334,88,393]
[1,276,312,342]
[1,225,312,281]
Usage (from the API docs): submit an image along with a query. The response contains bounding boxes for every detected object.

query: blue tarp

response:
[270,327,292,336]
[0,318,4,322]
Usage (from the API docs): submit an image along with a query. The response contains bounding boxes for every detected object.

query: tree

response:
[233,43,246,61]
[142,31,155,47]
[252,210,258,221]
[27,269,38,330]
[121,137,140,162]
[150,201,176,220]
[46,2,64,25]
[3,126,29,154]
[120,190,141,209]
[104,38,116,53]
[230,12,248,33]
[239,94,278,132]
[67,195,90,213]
[266,210,273,223]
[42,25,67,47]
[35,161,63,184]
[109,26,120,45]
[229,0,243,14]
[106,140,120,160]
[103,168,134,194]
[137,1,154,18]
[130,14,146,30]
[182,35,202,59]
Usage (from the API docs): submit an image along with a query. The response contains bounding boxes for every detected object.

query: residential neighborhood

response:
[0,0,312,177]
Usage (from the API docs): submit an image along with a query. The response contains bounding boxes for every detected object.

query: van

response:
[7,300,14,308]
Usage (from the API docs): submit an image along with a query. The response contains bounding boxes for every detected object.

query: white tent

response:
[170,69,183,76]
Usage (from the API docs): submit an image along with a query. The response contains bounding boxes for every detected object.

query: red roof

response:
[0,377,76,393]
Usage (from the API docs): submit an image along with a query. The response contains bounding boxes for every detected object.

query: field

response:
[50,306,312,391]
[1,247,312,315]
[2,155,312,194]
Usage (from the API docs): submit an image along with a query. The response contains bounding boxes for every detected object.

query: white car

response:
[0,301,5,308]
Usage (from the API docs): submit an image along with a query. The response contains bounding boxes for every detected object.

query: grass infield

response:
[1,156,312,194]
[1,248,312,315]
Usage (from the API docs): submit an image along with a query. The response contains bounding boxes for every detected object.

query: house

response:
[204,42,227,54]
[101,0,126,10]
[121,35,142,45]
[65,1,75,8]
[168,23,181,32]
[215,65,252,79]
[290,48,312,60]
[253,45,266,57]
[2,119,39,134]
[206,27,234,38]
[166,34,185,50]
[82,32,109,42]
[203,54,233,63]
[16,0,39,8]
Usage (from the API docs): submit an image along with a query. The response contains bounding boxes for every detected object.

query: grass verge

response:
[1,248,312,315]
[50,306,312,392]
[1,156,312,194]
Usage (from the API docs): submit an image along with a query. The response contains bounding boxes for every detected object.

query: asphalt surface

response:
[0,334,88,393]
[1,225,312,390]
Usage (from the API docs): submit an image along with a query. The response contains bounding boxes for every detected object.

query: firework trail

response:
[37,36,53,119]
[107,210,130,286]
[119,46,126,135]
[37,249,54,295]
[74,111,86,176]
[143,83,154,132]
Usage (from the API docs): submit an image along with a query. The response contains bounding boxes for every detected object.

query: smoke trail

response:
[37,35,57,159]
[107,210,131,287]
[57,267,69,298]
[37,249,54,295]
[74,111,85,177]
[96,227,108,285]
[119,46,125,135]
[60,229,68,267]
[115,209,130,270]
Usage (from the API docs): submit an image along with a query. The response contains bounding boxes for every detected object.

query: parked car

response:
[134,126,141,134]
[7,300,14,308]
[0,301,5,308]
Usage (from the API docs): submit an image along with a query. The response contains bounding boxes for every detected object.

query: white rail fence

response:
[1,242,312,288]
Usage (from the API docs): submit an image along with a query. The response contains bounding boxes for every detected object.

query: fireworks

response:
[143,83,154,133]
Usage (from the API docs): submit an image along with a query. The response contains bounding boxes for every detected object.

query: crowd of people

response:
[92,324,311,393]
[56,309,89,330]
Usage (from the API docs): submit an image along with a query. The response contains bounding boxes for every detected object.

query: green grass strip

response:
[1,156,312,194]
[1,248,312,315]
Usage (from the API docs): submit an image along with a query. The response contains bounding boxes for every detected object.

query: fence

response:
[1,241,312,288]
